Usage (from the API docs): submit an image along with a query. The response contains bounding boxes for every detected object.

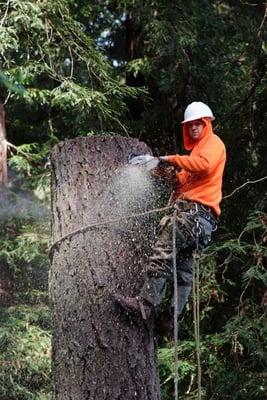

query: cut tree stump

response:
[50,136,160,400]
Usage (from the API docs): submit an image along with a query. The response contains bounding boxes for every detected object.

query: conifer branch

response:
[6,141,35,160]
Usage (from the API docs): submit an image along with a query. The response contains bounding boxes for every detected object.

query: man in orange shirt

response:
[115,101,226,320]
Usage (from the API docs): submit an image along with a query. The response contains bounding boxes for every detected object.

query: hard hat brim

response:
[181,116,215,124]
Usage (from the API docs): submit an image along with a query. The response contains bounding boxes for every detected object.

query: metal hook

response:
[190,203,199,216]
[193,217,202,236]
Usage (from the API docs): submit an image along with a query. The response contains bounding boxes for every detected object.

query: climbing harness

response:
[172,209,179,400]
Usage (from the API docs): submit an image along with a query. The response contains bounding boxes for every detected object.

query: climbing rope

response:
[192,217,202,400]
[49,204,173,258]
[172,210,202,400]
[172,209,179,400]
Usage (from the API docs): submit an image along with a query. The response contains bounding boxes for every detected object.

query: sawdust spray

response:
[94,164,168,278]
[98,165,158,222]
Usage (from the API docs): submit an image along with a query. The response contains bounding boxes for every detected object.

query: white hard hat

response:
[182,101,215,123]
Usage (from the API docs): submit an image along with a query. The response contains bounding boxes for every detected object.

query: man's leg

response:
[114,214,173,319]
[139,214,174,307]
[176,256,193,315]
[115,211,196,319]
[141,250,194,316]
[140,212,196,309]
[174,213,214,316]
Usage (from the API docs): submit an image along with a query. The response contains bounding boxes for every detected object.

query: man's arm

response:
[161,137,225,173]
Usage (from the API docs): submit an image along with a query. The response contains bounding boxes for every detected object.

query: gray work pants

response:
[140,202,216,315]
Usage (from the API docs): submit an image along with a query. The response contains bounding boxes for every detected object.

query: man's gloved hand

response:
[128,154,159,171]
[159,156,170,164]
[128,154,153,165]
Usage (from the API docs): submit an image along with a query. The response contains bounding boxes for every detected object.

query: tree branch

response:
[257,1,267,40]
[223,176,267,200]
[0,0,10,29]
[6,141,35,160]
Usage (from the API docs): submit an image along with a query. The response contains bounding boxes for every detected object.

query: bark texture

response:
[50,136,160,400]
[0,103,8,186]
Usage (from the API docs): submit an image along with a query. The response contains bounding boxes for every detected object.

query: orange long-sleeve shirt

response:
[165,118,226,216]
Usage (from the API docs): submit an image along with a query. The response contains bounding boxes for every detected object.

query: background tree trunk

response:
[0,263,13,306]
[0,103,8,186]
[0,103,12,306]
[50,136,161,400]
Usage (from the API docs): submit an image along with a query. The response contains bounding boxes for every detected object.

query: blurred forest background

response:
[0,0,266,399]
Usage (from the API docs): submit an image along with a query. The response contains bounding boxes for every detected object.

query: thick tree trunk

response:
[0,103,8,186]
[50,136,160,400]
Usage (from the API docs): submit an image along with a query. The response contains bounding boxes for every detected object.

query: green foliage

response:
[0,187,50,399]
[0,305,51,400]
[158,346,195,399]
[1,0,138,145]
[0,211,50,294]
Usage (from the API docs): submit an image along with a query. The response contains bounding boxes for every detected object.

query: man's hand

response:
[159,156,171,164]
[128,154,159,171]
[129,154,154,165]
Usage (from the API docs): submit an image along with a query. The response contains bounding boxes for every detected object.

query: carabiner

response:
[193,217,202,236]
[190,203,199,216]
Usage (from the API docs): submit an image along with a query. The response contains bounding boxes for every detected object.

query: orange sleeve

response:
[165,137,225,173]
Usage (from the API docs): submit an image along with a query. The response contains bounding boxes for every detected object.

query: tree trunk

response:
[50,136,160,400]
[0,103,8,186]
[0,104,11,305]
[0,263,13,306]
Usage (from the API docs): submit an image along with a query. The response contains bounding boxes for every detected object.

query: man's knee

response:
[177,267,193,286]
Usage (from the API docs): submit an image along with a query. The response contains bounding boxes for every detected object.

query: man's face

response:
[188,119,205,140]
